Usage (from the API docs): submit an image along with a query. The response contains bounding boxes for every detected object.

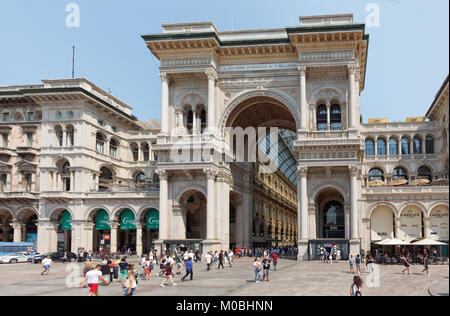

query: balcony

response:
[0,191,40,202]
[364,153,439,162]
[0,147,13,156]
[363,185,449,196]
[16,146,39,155]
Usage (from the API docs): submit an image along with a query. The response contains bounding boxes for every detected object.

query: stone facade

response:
[0,14,448,259]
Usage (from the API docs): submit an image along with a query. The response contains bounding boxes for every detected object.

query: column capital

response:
[349,166,360,177]
[159,72,170,83]
[298,65,307,75]
[297,166,308,177]
[204,168,217,180]
[205,69,217,81]
[157,169,169,181]
[348,63,358,75]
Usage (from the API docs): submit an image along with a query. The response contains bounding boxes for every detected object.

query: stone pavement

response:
[0,258,447,296]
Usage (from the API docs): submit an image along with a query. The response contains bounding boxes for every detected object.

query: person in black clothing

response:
[217,251,225,269]
[261,256,271,282]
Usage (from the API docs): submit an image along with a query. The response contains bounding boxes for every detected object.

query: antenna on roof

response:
[72,46,75,78]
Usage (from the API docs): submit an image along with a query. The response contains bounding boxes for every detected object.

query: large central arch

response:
[219,89,301,138]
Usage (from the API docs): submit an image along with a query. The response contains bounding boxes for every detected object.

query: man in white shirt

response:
[41,256,53,276]
[226,250,233,268]
[205,252,212,271]
[166,255,175,267]
[84,264,109,296]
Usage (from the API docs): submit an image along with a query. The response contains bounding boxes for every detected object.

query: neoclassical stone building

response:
[0,14,448,259]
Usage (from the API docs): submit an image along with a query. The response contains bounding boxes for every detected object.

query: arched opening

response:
[109,138,118,158]
[91,209,111,253]
[399,206,424,242]
[316,104,328,131]
[315,189,345,239]
[0,209,13,242]
[425,135,435,154]
[389,137,398,155]
[66,125,74,147]
[96,132,105,153]
[401,136,410,155]
[365,138,375,156]
[141,208,159,253]
[369,168,384,183]
[370,206,395,243]
[142,143,150,161]
[56,159,71,192]
[377,137,387,156]
[393,167,408,182]
[417,165,432,182]
[413,135,423,154]
[50,209,72,252]
[130,142,139,161]
[429,205,449,243]
[54,125,63,147]
[117,209,136,254]
[181,191,207,240]
[99,166,113,191]
[223,94,298,250]
[330,103,341,130]
[135,172,146,184]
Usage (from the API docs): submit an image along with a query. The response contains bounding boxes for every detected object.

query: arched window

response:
[61,161,71,192]
[66,125,74,147]
[369,168,384,182]
[200,108,207,134]
[401,136,410,155]
[142,143,150,161]
[323,201,344,238]
[365,139,375,156]
[55,126,63,147]
[389,137,398,155]
[330,104,342,130]
[131,143,139,161]
[24,173,32,192]
[135,172,146,184]
[187,108,194,134]
[316,104,327,131]
[417,165,432,182]
[99,167,113,191]
[413,135,422,154]
[109,138,118,158]
[377,137,387,156]
[55,111,62,120]
[96,132,105,153]
[67,111,74,119]
[393,167,408,181]
[425,135,434,154]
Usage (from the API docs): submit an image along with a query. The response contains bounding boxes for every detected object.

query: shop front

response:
[308,240,349,261]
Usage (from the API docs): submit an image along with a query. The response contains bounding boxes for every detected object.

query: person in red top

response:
[160,262,177,287]
[271,253,279,271]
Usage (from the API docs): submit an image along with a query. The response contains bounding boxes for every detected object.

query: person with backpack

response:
[118,258,129,288]
[350,276,363,296]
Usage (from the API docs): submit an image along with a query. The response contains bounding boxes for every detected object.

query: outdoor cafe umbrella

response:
[411,239,447,246]
[411,179,430,186]
[389,178,408,186]
[432,178,449,186]
[375,238,411,246]
[368,180,385,187]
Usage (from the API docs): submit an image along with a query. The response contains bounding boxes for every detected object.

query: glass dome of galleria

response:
[258,129,297,186]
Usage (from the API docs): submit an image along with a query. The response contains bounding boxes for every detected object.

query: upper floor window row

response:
[2,111,42,122]
[365,135,435,157]
[55,111,74,120]
[316,103,342,131]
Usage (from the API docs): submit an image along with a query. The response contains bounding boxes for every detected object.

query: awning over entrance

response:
[61,210,72,231]
[96,209,110,230]
[146,209,159,229]
[120,209,136,230]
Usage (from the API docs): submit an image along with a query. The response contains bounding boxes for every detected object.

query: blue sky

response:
[0,0,448,122]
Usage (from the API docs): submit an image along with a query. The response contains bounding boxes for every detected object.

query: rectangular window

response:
[2,113,9,122]
[1,134,8,147]
[0,174,7,192]
[27,112,34,121]
[26,133,33,146]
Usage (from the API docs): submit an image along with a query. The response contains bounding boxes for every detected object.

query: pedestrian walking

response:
[181,257,194,282]
[118,258,129,288]
[253,258,262,284]
[61,252,68,264]
[349,255,355,274]
[40,255,53,276]
[84,264,108,296]
[175,252,183,275]
[271,252,278,271]
[350,276,363,296]
[160,263,178,287]
[402,254,411,275]
[226,250,233,268]
[29,250,36,264]
[157,254,167,277]
[124,270,137,296]
[261,255,271,282]
[205,251,212,271]
[355,254,362,274]
[217,251,225,269]
[422,254,430,275]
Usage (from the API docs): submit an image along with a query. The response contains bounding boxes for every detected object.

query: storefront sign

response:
[120,209,136,230]
[103,234,110,241]
[96,209,110,230]
[399,208,422,242]
[61,210,72,231]
[430,208,449,241]
[146,209,159,229]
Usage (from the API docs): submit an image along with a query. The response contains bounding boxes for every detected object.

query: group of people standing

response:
[252,252,279,284]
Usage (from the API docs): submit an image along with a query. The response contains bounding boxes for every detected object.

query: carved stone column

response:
[206,70,217,134]
[205,169,216,241]
[298,66,307,132]
[158,170,169,241]
[159,72,169,136]
[348,64,357,129]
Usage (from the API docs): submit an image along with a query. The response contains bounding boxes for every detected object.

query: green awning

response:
[61,210,72,231]
[120,209,136,230]
[96,209,110,230]
[146,209,159,229]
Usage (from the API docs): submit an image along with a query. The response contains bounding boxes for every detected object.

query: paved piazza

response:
[0,259,447,296]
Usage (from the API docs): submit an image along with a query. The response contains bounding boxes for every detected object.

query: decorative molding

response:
[299,50,354,62]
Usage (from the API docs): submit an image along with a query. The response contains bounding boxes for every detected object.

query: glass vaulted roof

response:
[258,129,297,186]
